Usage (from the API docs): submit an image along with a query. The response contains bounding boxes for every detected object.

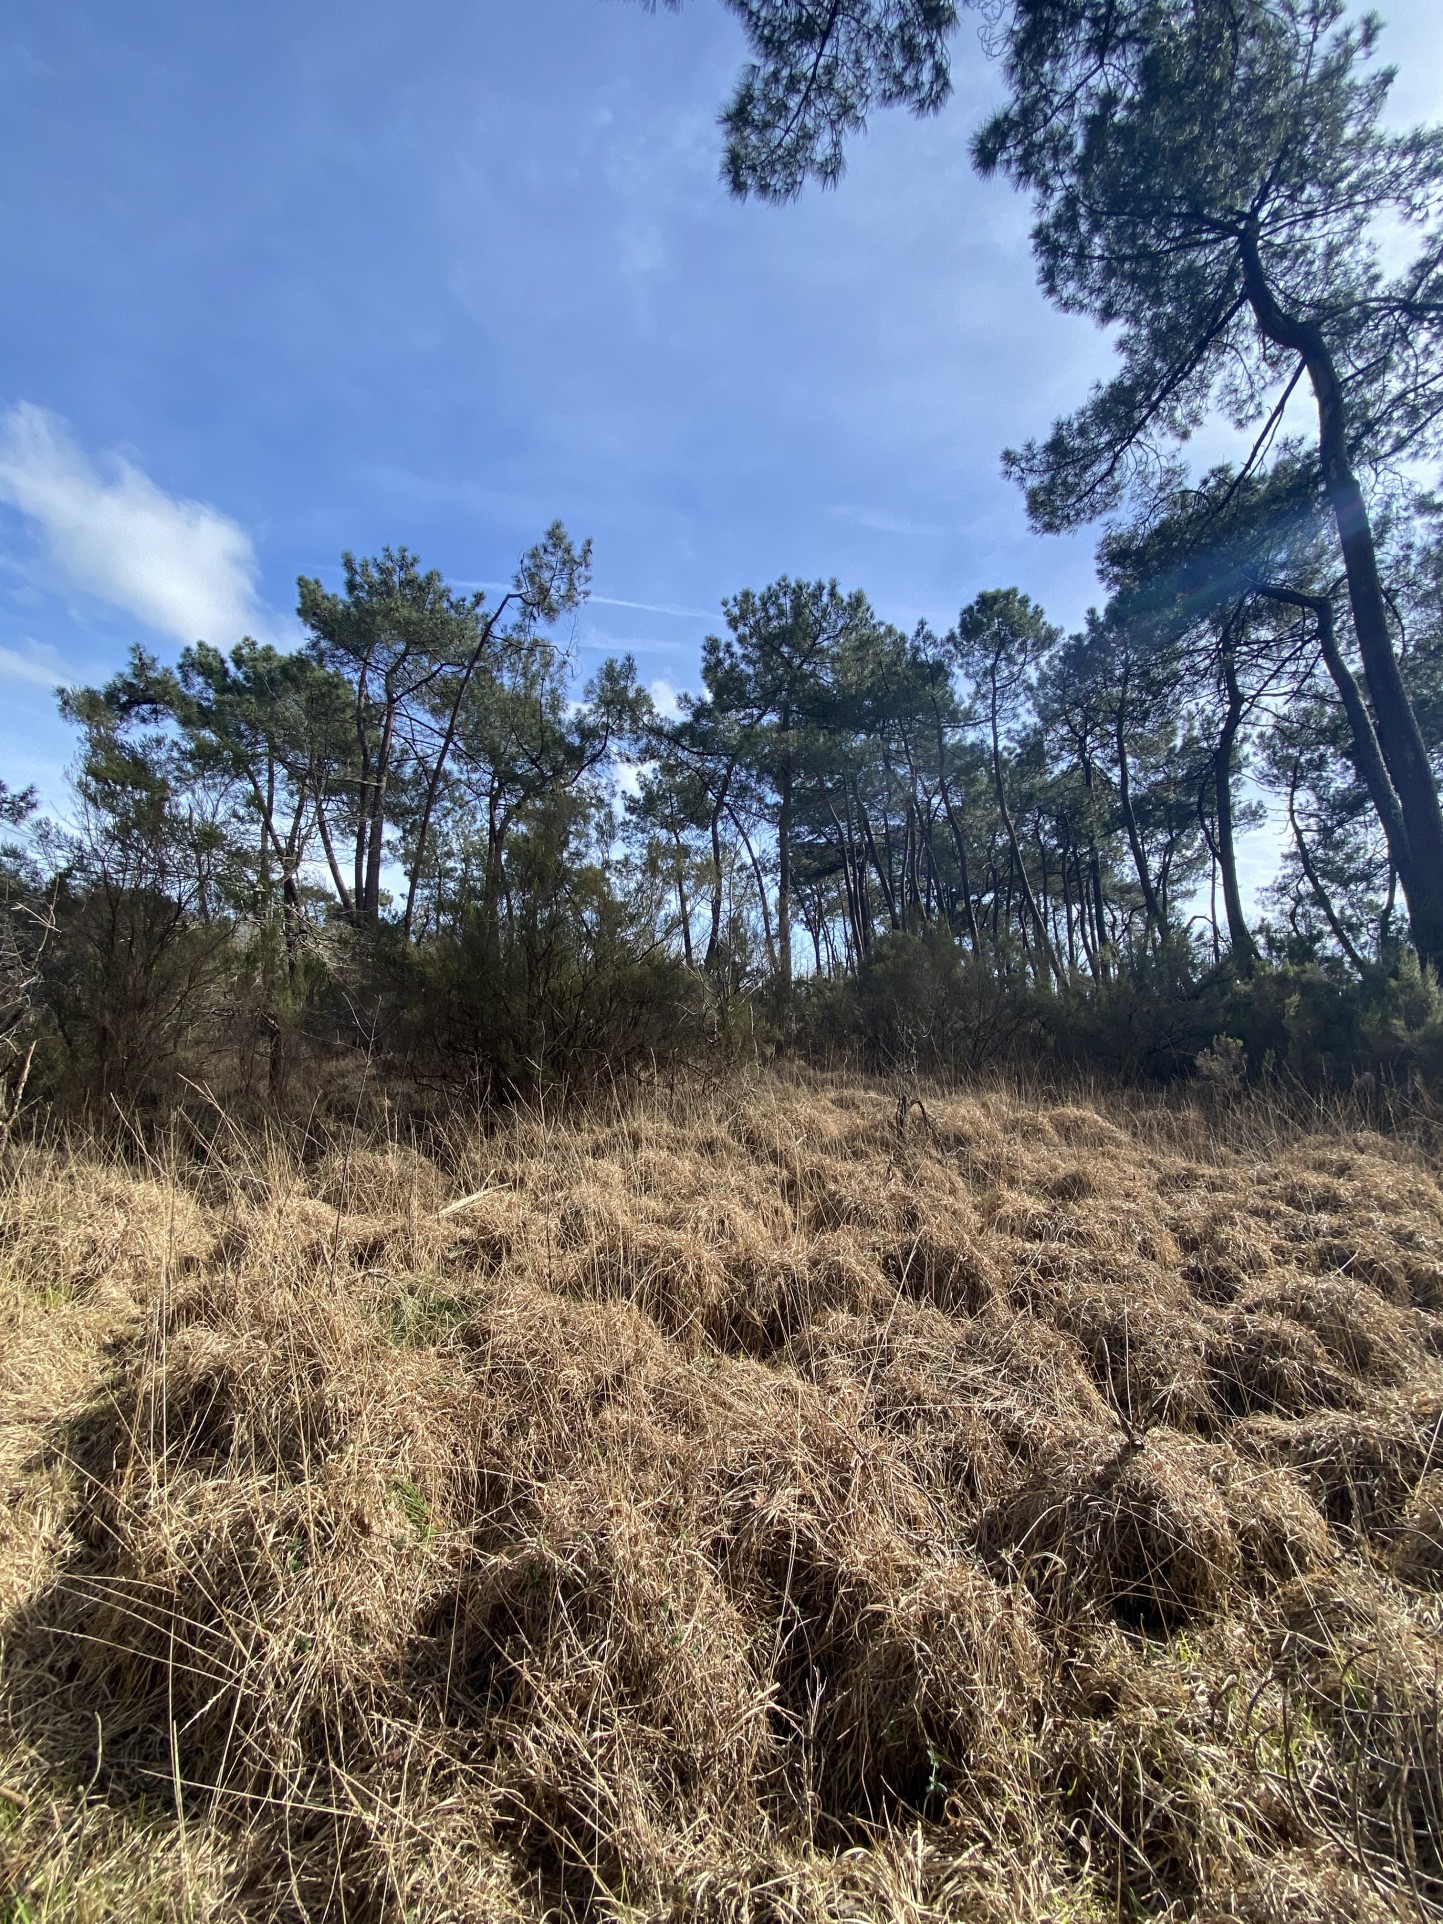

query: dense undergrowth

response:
[2,1070,1442,1920]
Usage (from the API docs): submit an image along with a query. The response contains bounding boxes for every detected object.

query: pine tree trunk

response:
[988,671,1059,982]
[1113,685,1163,936]
[1215,632,1259,969]
[1287,761,1370,975]
[706,795,726,966]
[1256,586,1411,900]
[776,728,793,992]
[933,709,980,953]
[1240,229,1443,971]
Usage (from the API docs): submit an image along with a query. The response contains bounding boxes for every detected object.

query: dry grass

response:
[1,1067,1441,1921]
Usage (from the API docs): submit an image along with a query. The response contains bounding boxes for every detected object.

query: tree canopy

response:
[659,0,1443,971]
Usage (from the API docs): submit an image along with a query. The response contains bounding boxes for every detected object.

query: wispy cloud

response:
[827,504,948,539]
[575,626,702,656]
[0,639,79,689]
[591,593,712,619]
[0,403,273,646]
[450,580,711,621]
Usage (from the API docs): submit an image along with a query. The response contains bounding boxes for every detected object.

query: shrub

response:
[798,927,1038,1073]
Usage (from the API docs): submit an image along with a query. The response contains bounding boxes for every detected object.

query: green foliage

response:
[384,1280,474,1347]
[389,1478,434,1541]
[19,486,1443,1111]
[394,829,707,1098]
[668,0,1443,977]
[799,927,1038,1073]
[1362,952,1443,1086]
[641,0,958,202]
[0,780,47,1087]
[976,1,1443,513]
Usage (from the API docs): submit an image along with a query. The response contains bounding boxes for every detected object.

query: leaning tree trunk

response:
[1286,760,1371,976]
[988,672,1060,983]
[775,719,794,994]
[1112,699,1164,939]
[1241,229,1443,973]
[1214,628,1259,970]
[672,825,694,968]
[706,795,727,966]
[1256,586,1412,903]
[362,704,395,927]
[933,709,981,952]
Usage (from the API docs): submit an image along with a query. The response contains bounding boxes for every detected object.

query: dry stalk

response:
[0,1068,1439,1921]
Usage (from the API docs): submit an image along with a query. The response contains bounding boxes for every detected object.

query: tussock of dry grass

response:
[2,1070,1442,1920]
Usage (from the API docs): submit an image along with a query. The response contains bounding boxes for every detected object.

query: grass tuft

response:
[1,1070,1441,1920]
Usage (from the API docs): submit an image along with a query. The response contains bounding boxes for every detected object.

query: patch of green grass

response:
[390,1477,433,1542]
[18,1279,72,1310]
[3,1873,170,1924]
[0,1802,172,1924]
[382,1279,473,1347]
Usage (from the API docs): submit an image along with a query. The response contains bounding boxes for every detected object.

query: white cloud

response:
[828,504,947,539]
[0,640,78,689]
[591,593,711,619]
[649,676,683,717]
[0,403,271,646]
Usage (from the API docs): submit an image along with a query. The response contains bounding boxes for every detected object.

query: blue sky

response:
[1,0,1440,894]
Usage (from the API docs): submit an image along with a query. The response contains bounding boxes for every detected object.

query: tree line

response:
[3,469,1440,1108]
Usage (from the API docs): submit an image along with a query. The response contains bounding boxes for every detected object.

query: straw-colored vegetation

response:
[2,1071,1442,1921]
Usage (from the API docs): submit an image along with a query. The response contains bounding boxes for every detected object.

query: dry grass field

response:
[2,1069,1442,1922]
